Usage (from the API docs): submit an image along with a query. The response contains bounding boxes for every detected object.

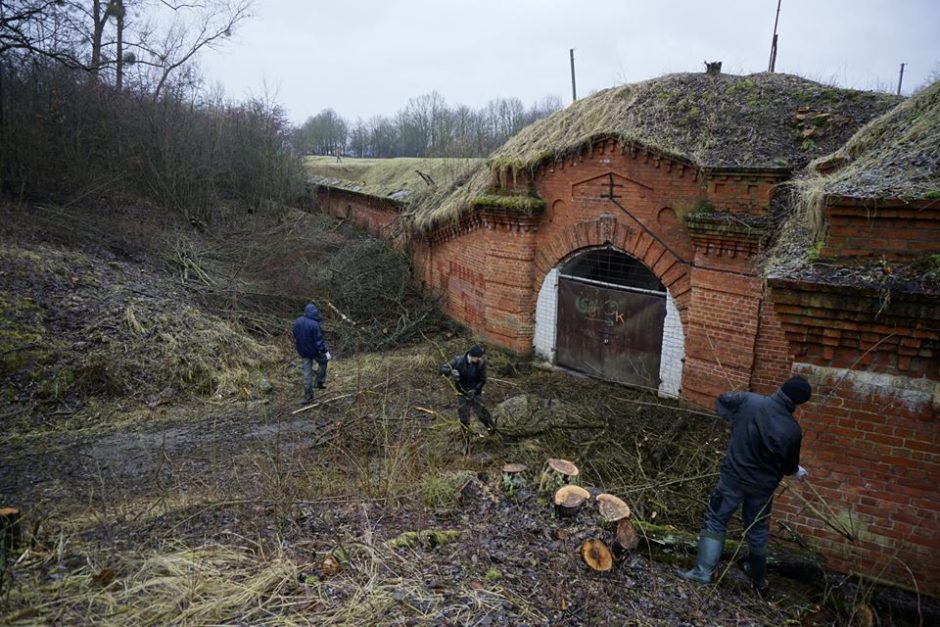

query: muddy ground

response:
[1,202,934,626]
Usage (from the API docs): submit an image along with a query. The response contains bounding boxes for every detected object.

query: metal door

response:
[556,278,666,388]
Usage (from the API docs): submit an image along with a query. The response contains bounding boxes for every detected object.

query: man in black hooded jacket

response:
[681,376,812,594]
[439,345,495,437]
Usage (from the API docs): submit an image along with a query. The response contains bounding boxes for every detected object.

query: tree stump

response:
[538,458,579,494]
[581,538,613,571]
[554,485,591,518]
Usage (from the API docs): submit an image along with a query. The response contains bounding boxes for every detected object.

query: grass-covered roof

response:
[305,156,484,201]
[401,72,901,234]
[804,79,940,200]
[490,72,900,173]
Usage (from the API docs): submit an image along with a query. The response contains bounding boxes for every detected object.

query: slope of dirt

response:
[1,202,934,626]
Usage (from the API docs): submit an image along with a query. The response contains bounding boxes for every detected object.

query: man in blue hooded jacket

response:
[292,303,331,402]
[680,375,812,594]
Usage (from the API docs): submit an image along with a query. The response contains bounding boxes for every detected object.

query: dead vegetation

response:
[763,79,940,296]
[304,156,484,201]
[490,72,901,174]
[805,78,940,201]
[390,72,902,236]
[1,201,935,625]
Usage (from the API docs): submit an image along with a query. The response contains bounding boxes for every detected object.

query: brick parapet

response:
[769,278,940,379]
[314,186,401,238]
[820,198,940,261]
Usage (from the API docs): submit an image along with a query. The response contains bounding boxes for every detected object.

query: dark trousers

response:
[701,474,774,551]
[302,355,328,398]
[457,394,492,429]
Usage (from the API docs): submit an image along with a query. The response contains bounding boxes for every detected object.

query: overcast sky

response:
[199,0,940,125]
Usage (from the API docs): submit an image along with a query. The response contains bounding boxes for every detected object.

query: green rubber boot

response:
[744,547,769,596]
[680,531,725,584]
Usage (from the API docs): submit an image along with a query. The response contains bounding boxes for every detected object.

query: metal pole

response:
[570,48,577,102]
[768,0,782,72]
[897,63,906,95]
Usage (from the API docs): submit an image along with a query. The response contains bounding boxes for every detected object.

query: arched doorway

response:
[555,248,668,389]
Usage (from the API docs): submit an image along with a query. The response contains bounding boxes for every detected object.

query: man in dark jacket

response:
[681,376,812,593]
[292,303,331,402]
[439,345,495,436]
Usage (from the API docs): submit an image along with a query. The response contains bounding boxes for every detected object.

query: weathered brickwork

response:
[317,137,939,593]
[775,364,939,596]
[316,186,401,237]
[770,245,940,595]
[822,200,940,260]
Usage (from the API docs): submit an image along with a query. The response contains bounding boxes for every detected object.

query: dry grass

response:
[396,72,900,235]
[304,156,484,201]
[805,78,940,201]
[490,72,899,173]
[763,80,939,291]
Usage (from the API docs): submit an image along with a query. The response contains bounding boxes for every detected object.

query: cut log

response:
[596,493,631,522]
[547,458,579,477]
[613,518,639,551]
[539,458,579,494]
[581,538,613,571]
[554,485,591,518]
[320,554,341,577]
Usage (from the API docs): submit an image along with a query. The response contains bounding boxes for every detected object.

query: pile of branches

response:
[183,209,451,354]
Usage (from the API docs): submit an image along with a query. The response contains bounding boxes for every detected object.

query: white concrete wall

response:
[533,268,559,363]
[658,291,685,398]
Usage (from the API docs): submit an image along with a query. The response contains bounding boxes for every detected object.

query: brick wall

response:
[316,186,401,238]
[822,200,940,260]
[775,363,939,596]
[317,137,940,594]
[750,295,794,395]
[770,273,940,594]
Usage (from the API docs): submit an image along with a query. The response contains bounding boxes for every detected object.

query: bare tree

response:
[0,0,81,64]
[132,0,252,98]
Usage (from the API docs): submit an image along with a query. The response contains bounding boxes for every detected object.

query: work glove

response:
[795,465,808,482]
[325,351,332,361]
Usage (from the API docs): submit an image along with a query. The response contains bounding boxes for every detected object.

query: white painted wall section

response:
[658,291,684,398]
[533,268,559,362]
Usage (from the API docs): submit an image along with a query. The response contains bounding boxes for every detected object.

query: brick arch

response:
[532,213,692,326]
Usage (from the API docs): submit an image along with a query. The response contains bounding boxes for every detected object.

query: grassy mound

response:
[396,72,901,235]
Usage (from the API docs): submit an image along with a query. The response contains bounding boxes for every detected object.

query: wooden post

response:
[897,63,906,95]
[1,508,21,560]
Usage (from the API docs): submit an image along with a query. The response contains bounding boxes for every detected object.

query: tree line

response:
[293,92,564,159]
[1,1,302,221]
[2,0,565,222]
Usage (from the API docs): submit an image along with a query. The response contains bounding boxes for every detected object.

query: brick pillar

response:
[481,218,538,353]
[682,267,763,406]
